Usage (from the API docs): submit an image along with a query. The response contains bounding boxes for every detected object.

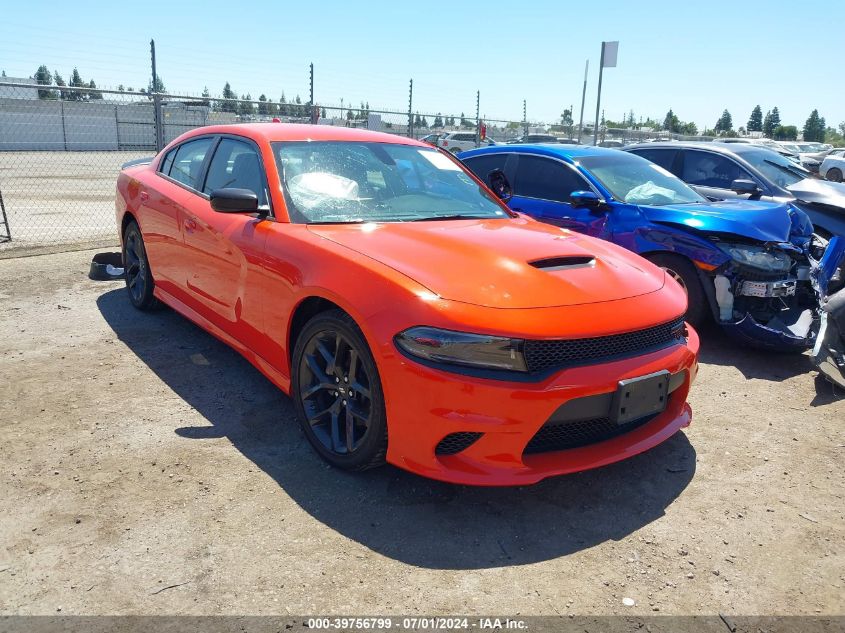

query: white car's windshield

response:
[578,153,705,206]
[273,141,508,224]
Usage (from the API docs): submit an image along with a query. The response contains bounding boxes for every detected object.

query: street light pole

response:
[593,41,619,146]
[578,59,588,144]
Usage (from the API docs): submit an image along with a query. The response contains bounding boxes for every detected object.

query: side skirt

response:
[153,287,291,395]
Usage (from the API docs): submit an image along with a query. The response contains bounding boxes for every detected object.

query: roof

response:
[625,140,772,156]
[460,143,615,162]
[175,123,426,146]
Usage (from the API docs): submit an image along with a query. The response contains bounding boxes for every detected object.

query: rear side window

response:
[462,154,509,184]
[453,134,475,142]
[513,155,589,203]
[159,147,176,176]
[203,138,269,207]
[168,137,214,190]
[630,148,678,173]
[680,150,753,189]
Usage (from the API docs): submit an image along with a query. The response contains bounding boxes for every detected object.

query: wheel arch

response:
[287,295,348,362]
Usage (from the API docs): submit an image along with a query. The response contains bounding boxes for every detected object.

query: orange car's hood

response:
[308,218,665,309]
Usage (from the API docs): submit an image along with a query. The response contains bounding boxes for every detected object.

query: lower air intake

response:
[435,432,483,456]
[524,414,657,455]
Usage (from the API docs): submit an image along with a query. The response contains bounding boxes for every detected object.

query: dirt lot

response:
[0,152,147,254]
[0,248,843,617]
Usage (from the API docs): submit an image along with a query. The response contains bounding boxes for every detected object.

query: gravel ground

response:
[0,248,843,616]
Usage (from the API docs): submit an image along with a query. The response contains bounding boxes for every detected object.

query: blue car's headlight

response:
[716,243,793,272]
[395,327,528,372]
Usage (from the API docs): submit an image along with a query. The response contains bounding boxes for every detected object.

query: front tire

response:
[646,253,708,328]
[826,167,843,183]
[291,310,387,471]
[122,220,159,311]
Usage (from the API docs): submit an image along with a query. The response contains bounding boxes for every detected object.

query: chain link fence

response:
[0,81,539,254]
[1,80,708,255]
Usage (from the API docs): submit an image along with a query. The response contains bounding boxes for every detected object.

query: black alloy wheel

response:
[122,221,159,311]
[292,310,387,470]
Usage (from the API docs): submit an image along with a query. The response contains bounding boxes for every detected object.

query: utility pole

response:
[309,62,316,123]
[523,99,528,137]
[475,90,480,147]
[150,39,164,152]
[578,59,588,144]
[407,79,413,138]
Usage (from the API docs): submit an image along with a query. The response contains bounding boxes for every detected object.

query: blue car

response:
[459,144,825,350]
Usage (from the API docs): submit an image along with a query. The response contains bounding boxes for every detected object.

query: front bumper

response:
[379,327,699,486]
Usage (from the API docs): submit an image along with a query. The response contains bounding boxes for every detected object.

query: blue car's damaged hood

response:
[639,199,798,243]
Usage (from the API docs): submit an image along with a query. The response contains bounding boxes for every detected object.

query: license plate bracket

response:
[611,370,670,425]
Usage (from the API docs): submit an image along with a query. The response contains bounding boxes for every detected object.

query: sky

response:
[1,0,843,131]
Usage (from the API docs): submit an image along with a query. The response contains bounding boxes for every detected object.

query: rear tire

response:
[291,309,387,471]
[646,253,709,328]
[826,167,843,183]
[122,220,160,311]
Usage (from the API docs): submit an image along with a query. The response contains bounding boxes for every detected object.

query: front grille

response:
[435,432,483,456]
[524,414,657,455]
[523,318,686,374]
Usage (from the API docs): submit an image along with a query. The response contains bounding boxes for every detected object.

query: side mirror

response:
[487,169,512,202]
[210,188,259,213]
[730,179,761,197]
[570,190,602,208]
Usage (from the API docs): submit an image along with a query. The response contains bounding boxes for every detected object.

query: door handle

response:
[183,218,198,232]
[139,191,149,202]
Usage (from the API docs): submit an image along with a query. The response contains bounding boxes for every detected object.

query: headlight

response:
[395,326,527,372]
[716,243,792,272]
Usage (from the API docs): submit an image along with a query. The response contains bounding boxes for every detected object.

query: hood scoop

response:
[529,255,596,271]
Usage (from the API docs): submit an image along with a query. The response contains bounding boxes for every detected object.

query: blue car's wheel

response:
[647,253,708,328]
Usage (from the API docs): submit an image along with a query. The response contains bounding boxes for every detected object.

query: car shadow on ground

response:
[98,288,697,570]
[695,321,832,390]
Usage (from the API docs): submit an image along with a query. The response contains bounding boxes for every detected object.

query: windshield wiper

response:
[307,219,367,225]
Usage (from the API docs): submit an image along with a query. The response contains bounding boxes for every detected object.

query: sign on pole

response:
[593,40,619,145]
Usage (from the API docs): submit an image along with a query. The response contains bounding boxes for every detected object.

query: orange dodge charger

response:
[115,123,699,485]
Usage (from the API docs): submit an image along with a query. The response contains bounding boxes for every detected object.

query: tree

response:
[747,105,763,132]
[239,93,253,116]
[680,121,698,135]
[762,110,774,137]
[52,71,69,100]
[714,109,733,135]
[321,107,327,119]
[433,113,443,128]
[459,112,472,128]
[147,75,166,94]
[34,65,54,99]
[200,86,211,108]
[68,67,86,101]
[803,109,826,142]
[561,107,574,136]
[663,109,680,133]
[221,82,237,113]
[88,79,103,100]
[773,125,797,141]
[278,92,288,116]
[258,94,269,115]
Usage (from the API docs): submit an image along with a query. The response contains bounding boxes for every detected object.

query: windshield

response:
[578,153,705,206]
[738,149,811,187]
[273,141,508,224]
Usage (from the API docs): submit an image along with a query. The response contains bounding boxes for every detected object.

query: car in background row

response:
[460,144,827,350]
[820,150,845,183]
[115,123,699,485]
[418,132,496,153]
[777,142,823,173]
[625,141,845,238]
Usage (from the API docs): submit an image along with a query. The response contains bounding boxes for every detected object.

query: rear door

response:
[509,154,610,237]
[144,137,215,301]
[179,135,272,345]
